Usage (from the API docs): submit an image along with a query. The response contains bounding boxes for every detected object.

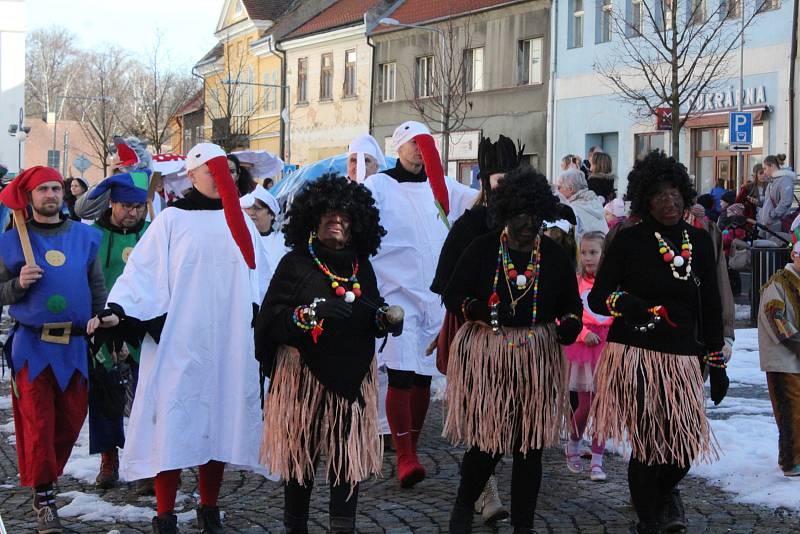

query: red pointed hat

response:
[185,142,256,269]
[392,121,449,215]
[114,137,139,168]
[0,166,64,210]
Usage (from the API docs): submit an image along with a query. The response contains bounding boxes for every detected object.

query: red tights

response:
[154,460,225,515]
[570,391,605,455]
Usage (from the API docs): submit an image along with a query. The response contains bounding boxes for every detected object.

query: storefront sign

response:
[656,107,672,131]
[695,85,767,113]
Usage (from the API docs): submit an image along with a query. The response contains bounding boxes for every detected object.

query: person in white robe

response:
[89,142,269,534]
[347,134,386,184]
[240,184,287,299]
[364,121,478,487]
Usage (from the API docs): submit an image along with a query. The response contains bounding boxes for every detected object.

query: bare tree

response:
[594,0,767,158]
[201,38,280,153]
[72,47,134,176]
[25,27,83,118]
[403,16,474,167]
[120,34,200,153]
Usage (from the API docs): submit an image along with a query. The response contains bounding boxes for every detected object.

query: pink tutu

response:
[564,323,609,365]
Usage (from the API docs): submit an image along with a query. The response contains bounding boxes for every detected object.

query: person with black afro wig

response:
[586,150,729,534]
[442,166,583,534]
[254,174,402,534]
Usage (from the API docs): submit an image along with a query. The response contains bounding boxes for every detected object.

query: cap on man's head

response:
[392,121,430,151]
[348,134,387,182]
[88,173,148,204]
[240,184,280,216]
[186,143,227,172]
[0,166,64,210]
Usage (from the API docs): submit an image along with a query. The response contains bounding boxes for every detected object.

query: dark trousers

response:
[284,476,359,525]
[88,360,138,454]
[455,446,543,528]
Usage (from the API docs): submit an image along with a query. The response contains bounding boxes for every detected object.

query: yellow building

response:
[193,0,292,157]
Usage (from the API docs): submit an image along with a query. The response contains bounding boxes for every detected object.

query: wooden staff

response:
[12,209,36,267]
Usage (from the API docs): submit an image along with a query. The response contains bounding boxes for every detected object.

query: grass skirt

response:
[259,346,383,487]
[443,322,568,455]
[588,342,718,467]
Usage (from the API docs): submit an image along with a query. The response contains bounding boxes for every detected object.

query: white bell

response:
[344,291,356,303]
[516,274,527,287]
[672,256,684,268]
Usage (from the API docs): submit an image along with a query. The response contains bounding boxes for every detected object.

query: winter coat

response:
[587,172,616,203]
[758,169,797,231]
[758,263,800,374]
[565,188,609,240]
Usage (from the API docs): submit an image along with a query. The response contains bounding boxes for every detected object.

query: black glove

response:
[313,299,353,321]
[615,293,652,325]
[709,366,729,406]
[556,315,582,345]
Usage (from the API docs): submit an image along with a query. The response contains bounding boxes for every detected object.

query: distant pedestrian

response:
[758,154,797,233]
[555,168,609,240]
[587,152,616,204]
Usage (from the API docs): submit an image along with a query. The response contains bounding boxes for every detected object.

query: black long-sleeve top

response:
[254,241,387,402]
[443,231,582,327]
[430,205,491,295]
[587,216,723,356]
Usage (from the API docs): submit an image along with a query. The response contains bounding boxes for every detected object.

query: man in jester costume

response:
[89,142,268,534]
[85,172,150,490]
[0,166,107,534]
[364,121,478,487]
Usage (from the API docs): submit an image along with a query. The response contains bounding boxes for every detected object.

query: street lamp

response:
[50,95,112,169]
[7,107,30,171]
[378,17,449,157]
[220,79,292,164]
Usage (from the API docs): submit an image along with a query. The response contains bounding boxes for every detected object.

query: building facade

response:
[371,0,550,184]
[194,0,292,157]
[0,0,26,174]
[280,0,389,166]
[552,0,795,195]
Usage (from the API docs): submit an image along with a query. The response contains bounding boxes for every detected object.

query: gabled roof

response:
[175,90,204,117]
[284,0,385,40]
[242,0,295,22]
[373,0,521,33]
[253,0,343,44]
[196,43,224,67]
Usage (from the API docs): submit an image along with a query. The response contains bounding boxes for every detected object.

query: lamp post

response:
[50,95,111,169]
[220,79,292,164]
[7,107,30,171]
[379,17,449,166]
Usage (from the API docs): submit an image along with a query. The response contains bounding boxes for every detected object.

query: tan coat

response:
[758,263,800,373]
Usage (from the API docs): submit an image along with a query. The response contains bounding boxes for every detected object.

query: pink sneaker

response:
[565,444,582,473]
[590,464,607,482]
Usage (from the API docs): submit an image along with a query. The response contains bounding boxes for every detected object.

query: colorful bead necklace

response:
[501,232,536,290]
[654,229,693,281]
[488,231,542,347]
[308,233,361,302]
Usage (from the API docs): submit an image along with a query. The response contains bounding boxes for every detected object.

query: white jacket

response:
[566,188,609,239]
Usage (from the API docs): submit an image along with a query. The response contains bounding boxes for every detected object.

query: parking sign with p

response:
[729,111,753,146]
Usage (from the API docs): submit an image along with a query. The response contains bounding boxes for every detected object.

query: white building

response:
[0,0,26,174]
[551,0,795,196]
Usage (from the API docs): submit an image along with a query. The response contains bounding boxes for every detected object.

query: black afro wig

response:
[283,174,386,256]
[489,165,559,229]
[626,150,696,218]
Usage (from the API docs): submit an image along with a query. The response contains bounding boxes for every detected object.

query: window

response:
[689,0,706,24]
[571,0,584,48]
[379,62,396,102]
[759,0,781,11]
[599,0,613,43]
[631,0,644,35]
[634,133,665,160]
[297,58,308,104]
[416,56,434,98]
[195,126,203,142]
[263,72,278,112]
[517,38,543,85]
[722,0,741,19]
[272,71,279,111]
[344,49,357,97]
[247,66,254,113]
[320,53,333,100]
[464,47,484,92]
[661,0,674,29]
[234,0,243,16]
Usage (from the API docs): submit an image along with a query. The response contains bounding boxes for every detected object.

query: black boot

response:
[449,500,474,534]
[661,488,687,532]
[329,515,356,533]
[513,527,535,534]
[630,522,662,534]
[283,511,308,534]
[196,505,224,533]
[152,512,179,534]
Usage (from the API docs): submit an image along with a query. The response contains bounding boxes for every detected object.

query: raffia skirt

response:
[588,342,719,467]
[259,346,383,487]
[443,322,568,455]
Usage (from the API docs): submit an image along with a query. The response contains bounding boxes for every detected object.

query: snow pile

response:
[59,491,196,523]
[62,422,100,484]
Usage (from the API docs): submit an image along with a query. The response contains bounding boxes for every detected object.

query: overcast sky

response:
[27,0,223,71]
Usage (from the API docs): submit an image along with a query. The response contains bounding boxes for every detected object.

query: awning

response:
[683,106,769,128]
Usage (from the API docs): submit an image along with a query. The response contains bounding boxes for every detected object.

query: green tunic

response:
[92,215,149,368]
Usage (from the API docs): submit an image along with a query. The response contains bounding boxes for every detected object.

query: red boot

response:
[410,384,430,453]
[386,386,425,488]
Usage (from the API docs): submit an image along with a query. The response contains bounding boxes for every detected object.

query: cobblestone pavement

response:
[0,387,797,534]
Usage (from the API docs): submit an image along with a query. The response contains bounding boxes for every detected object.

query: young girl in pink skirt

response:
[565,231,611,481]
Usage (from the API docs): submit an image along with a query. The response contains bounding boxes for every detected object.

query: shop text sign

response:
[695,85,767,113]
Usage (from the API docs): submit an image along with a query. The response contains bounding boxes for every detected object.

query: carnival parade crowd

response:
[0,119,798,534]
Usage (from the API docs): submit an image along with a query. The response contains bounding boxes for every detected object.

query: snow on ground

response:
[62,421,100,484]
[0,395,11,410]
[735,304,751,321]
[688,328,800,512]
[59,491,196,523]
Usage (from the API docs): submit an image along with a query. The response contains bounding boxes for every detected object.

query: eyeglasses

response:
[119,203,146,212]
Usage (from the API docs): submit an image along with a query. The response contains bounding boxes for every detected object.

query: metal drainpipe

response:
[268,37,288,163]
[790,0,798,167]
[366,27,376,134]
[546,0,559,181]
